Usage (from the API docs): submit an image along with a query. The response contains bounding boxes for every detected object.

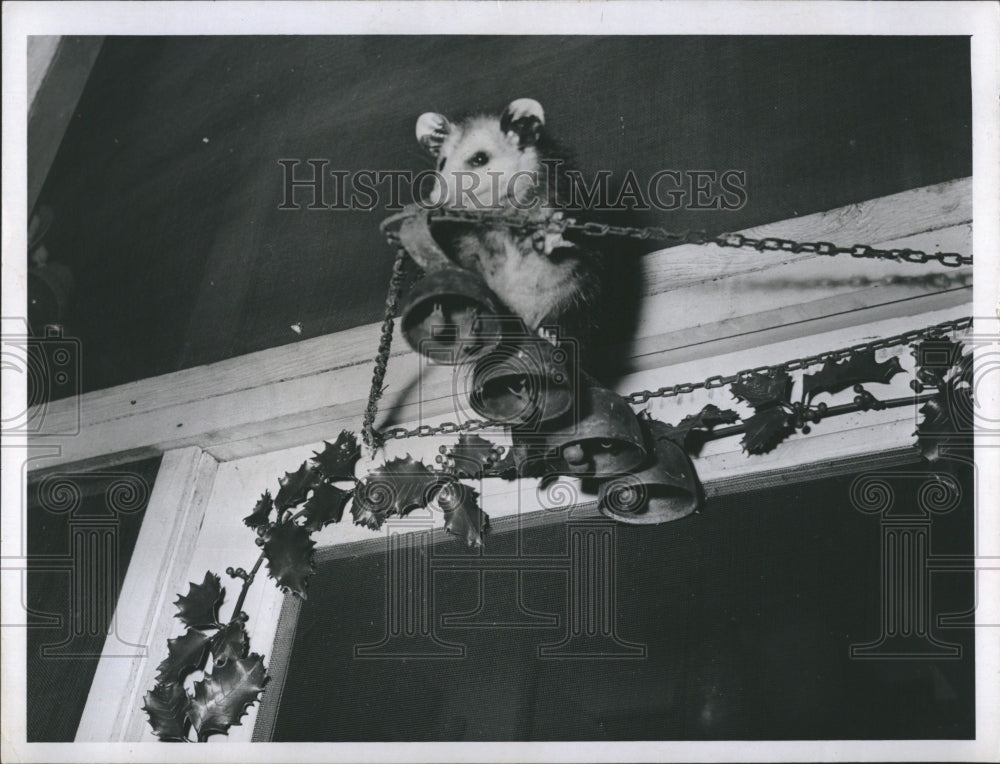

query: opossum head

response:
[416,98,548,211]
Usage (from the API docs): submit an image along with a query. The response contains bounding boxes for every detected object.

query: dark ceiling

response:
[35,36,971,394]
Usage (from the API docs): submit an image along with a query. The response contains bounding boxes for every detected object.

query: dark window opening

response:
[26,457,162,742]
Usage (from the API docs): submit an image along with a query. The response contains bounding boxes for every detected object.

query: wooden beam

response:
[27,37,61,106]
[28,36,104,213]
[74,447,218,742]
[641,176,971,293]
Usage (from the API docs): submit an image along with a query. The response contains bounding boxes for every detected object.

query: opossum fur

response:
[415,98,602,347]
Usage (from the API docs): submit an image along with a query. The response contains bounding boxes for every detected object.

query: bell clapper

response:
[506,375,530,401]
[562,442,587,465]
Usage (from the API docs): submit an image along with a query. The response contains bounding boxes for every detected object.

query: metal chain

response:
[374,315,972,441]
[361,245,409,453]
[420,209,972,268]
[378,417,497,442]
[623,316,973,405]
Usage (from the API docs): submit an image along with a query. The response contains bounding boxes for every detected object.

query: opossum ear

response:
[416,112,451,157]
[501,98,545,148]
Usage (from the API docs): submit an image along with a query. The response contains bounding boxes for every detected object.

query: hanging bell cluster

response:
[394,206,702,525]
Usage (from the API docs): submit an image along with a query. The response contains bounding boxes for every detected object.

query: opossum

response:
[415,98,602,350]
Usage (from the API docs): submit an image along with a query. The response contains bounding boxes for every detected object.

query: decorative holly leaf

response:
[243,491,273,530]
[802,350,904,401]
[915,368,973,462]
[187,653,268,742]
[350,494,387,530]
[173,572,224,630]
[730,371,792,408]
[677,403,740,430]
[311,431,361,481]
[301,483,351,532]
[262,521,315,599]
[741,407,794,455]
[351,456,440,529]
[274,461,319,512]
[912,337,964,388]
[919,397,952,433]
[440,433,501,478]
[143,681,191,741]
[653,404,740,448]
[156,627,211,684]
[210,620,249,667]
[435,481,489,548]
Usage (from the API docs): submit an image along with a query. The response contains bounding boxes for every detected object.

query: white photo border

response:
[2,2,998,762]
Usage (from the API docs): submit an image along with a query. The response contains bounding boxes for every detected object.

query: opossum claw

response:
[537,326,560,347]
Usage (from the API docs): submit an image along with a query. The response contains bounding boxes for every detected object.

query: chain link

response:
[418,209,973,268]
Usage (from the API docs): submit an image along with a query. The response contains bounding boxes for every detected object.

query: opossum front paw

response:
[532,230,574,256]
[537,326,560,346]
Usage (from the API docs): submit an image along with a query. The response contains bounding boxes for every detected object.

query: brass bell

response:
[596,418,701,524]
[466,336,575,426]
[545,381,646,477]
[400,267,503,363]
[393,205,503,363]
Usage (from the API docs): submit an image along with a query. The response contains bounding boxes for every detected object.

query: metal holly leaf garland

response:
[145,431,492,741]
[143,322,973,741]
[144,197,972,741]
[727,350,912,455]
[144,327,973,740]
[144,576,265,742]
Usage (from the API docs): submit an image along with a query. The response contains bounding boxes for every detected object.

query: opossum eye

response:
[467,151,490,168]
